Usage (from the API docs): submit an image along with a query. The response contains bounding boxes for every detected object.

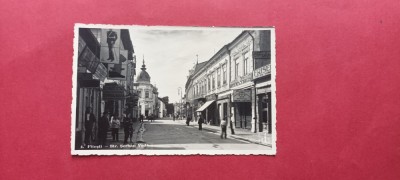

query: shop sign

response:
[78,66,87,73]
[232,89,251,102]
[253,65,271,79]
[94,63,107,81]
[256,87,271,94]
[78,73,93,80]
[107,63,127,81]
[206,94,217,101]
[103,83,125,100]
[79,48,100,73]
[252,51,270,59]
[218,94,230,100]
[230,73,253,88]
[78,36,86,56]
[99,29,122,64]
[80,80,100,88]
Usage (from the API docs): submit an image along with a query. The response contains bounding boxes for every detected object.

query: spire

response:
[141,54,146,71]
[196,54,198,64]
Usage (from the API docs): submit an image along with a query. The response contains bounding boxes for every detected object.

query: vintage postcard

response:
[71,24,276,155]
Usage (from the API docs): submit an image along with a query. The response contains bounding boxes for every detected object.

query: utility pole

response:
[178,87,182,120]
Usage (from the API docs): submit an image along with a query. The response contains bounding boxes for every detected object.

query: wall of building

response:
[185,30,271,132]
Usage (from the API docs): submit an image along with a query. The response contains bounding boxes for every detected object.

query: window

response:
[145,91,149,98]
[222,64,227,84]
[244,57,248,75]
[212,72,215,89]
[138,90,142,98]
[235,60,239,79]
[217,68,221,88]
[244,52,250,75]
[208,75,211,91]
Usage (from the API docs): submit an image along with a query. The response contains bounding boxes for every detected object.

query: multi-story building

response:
[158,97,167,118]
[75,28,137,148]
[134,60,158,118]
[185,30,272,133]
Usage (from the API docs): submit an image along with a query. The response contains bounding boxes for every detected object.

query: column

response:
[251,87,257,133]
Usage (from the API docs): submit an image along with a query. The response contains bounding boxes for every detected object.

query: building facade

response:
[185,30,272,133]
[75,28,137,149]
[158,97,167,118]
[134,60,158,118]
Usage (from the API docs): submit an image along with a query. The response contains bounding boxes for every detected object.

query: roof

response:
[194,61,207,74]
[136,69,150,83]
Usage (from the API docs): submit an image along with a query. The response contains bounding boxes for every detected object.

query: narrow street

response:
[141,120,271,150]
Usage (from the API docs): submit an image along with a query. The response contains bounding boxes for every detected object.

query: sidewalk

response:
[106,121,142,144]
[177,119,272,147]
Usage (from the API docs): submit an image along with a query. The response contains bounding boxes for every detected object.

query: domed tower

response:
[136,58,151,83]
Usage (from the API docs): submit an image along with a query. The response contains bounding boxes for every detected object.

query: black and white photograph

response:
[72,24,276,155]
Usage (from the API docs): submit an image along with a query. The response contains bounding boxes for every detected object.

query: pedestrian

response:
[140,114,144,123]
[220,117,227,139]
[111,116,120,142]
[84,107,96,147]
[123,114,133,144]
[98,112,110,147]
[198,115,203,131]
[129,117,134,143]
[186,116,191,126]
[173,114,175,121]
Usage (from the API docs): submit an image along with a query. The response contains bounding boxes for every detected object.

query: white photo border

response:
[71,23,277,155]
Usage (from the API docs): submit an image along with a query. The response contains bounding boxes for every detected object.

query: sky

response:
[129,28,242,103]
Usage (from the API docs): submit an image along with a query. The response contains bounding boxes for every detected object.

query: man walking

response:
[186,116,191,126]
[140,114,144,123]
[84,107,96,147]
[220,117,227,139]
[98,112,110,147]
[123,114,133,144]
[198,115,204,131]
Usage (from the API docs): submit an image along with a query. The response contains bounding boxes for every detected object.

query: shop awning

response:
[196,100,215,112]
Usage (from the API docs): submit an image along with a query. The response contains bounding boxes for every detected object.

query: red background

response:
[1,0,399,179]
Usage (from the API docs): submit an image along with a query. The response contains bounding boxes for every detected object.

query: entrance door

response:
[258,94,271,133]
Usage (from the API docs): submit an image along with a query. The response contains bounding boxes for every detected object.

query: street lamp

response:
[178,87,182,120]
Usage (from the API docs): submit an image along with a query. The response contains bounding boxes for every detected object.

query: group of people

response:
[138,114,155,123]
[82,109,138,148]
[191,115,230,139]
[98,112,136,146]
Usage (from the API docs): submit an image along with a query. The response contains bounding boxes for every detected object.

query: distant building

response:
[158,97,167,118]
[134,59,158,118]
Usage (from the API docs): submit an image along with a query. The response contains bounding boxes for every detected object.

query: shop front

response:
[102,82,127,118]
[216,93,231,126]
[196,94,217,125]
[231,89,252,130]
[253,64,272,133]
